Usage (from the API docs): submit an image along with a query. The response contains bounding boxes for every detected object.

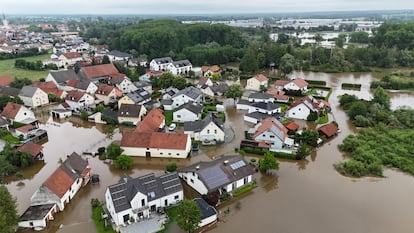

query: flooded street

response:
[6,71,414,233]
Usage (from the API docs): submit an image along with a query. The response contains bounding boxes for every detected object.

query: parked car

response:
[192,144,199,151]
[168,123,177,131]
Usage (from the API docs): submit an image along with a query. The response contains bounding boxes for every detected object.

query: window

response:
[174,195,179,200]
[160,152,163,155]
[214,129,217,134]
[176,153,180,156]
[177,115,181,118]
[168,153,171,155]
[270,135,275,138]
[192,172,195,176]
[190,179,194,183]
[207,129,210,134]
[141,199,145,206]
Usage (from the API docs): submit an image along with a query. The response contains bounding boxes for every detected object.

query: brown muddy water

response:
[6,72,414,233]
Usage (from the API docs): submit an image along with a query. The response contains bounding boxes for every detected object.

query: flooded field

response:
[7,71,414,233]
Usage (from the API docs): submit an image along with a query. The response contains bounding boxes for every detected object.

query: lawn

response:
[0,134,21,144]
[0,53,51,81]
[317,114,329,124]
[163,110,173,125]
[92,205,115,233]
[157,206,178,233]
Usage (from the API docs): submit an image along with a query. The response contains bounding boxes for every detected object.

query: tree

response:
[225,84,243,105]
[259,151,279,172]
[372,86,390,110]
[239,49,258,73]
[176,200,202,233]
[297,130,319,147]
[135,65,146,76]
[102,55,110,64]
[80,110,89,120]
[9,77,32,89]
[114,154,134,170]
[106,143,124,160]
[0,186,19,233]
[172,76,188,90]
[277,33,290,44]
[166,163,177,172]
[296,144,310,160]
[279,53,295,77]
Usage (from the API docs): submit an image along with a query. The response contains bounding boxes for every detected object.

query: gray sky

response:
[2,0,414,14]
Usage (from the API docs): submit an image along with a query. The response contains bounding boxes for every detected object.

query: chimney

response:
[196,165,200,170]
[223,160,229,165]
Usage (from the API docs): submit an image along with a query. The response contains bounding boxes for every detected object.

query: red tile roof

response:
[17,142,43,157]
[288,95,329,111]
[273,80,289,87]
[266,88,289,100]
[253,117,288,140]
[254,74,268,82]
[62,52,82,59]
[201,65,220,72]
[33,81,60,96]
[121,131,189,150]
[16,124,36,133]
[80,64,121,79]
[65,90,86,102]
[0,75,13,87]
[292,78,309,88]
[135,109,165,132]
[43,167,75,198]
[317,123,339,138]
[96,84,123,97]
[284,122,299,131]
[1,102,22,119]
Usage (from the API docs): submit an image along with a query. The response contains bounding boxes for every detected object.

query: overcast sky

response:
[2,0,414,15]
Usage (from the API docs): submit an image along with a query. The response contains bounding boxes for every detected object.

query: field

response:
[0,53,51,81]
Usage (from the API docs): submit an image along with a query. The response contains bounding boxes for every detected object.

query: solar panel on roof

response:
[230,160,246,170]
[199,166,230,190]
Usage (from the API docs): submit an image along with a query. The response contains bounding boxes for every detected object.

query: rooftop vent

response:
[196,165,200,170]
[224,160,229,165]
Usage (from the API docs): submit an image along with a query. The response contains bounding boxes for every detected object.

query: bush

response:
[233,184,254,197]
[91,198,101,208]
[307,112,318,121]
[219,193,231,203]
[97,147,106,155]
[166,163,177,172]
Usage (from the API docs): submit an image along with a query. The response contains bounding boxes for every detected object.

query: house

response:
[246,74,268,91]
[184,114,225,144]
[149,57,173,71]
[107,50,132,62]
[134,81,152,94]
[0,86,21,97]
[19,86,49,108]
[20,153,90,230]
[317,122,339,138]
[273,79,289,90]
[65,78,98,94]
[171,86,202,109]
[167,60,192,75]
[134,109,165,133]
[237,100,281,115]
[1,102,36,124]
[33,81,67,99]
[161,87,179,100]
[65,90,95,111]
[50,106,72,119]
[0,75,13,87]
[78,63,124,82]
[121,132,191,158]
[197,76,214,88]
[244,111,280,124]
[15,124,38,140]
[117,89,151,108]
[58,52,83,67]
[128,57,148,67]
[249,117,293,151]
[45,70,78,88]
[247,92,275,103]
[95,84,122,105]
[17,142,44,160]
[194,198,218,228]
[284,78,309,92]
[266,88,289,103]
[0,117,10,130]
[286,95,330,120]
[201,65,221,77]
[108,77,137,94]
[173,102,203,123]
[105,172,183,226]
[117,104,147,125]
[178,155,255,195]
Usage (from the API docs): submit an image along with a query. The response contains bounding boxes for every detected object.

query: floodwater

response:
[6,71,414,233]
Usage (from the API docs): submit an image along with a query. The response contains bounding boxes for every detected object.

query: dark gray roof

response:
[49,70,78,83]
[107,172,182,213]
[160,99,173,106]
[127,89,151,103]
[109,77,126,85]
[245,111,280,121]
[118,104,144,117]
[20,204,56,221]
[102,109,118,122]
[73,79,92,90]
[248,92,274,100]
[172,60,192,67]
[175,102,203,115]
[0,117,9,126]
[60,152,89,180]
[173,86,201,100]
[194,198,217,220]
[178,155,254,192]
[108,50,132,58]
[184,113,223,132]
[237,99,250,106]
[0,86,21,97]
[210,82,228,94]
[153,57,173,64]
[252,102,280,111]
[133,81,151,89]
[19,86,39,98]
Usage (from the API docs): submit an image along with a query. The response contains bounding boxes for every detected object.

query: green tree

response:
[259,151,279,172]
[80,110,89,120]
[102,55,110,64]
[239,49,258,73]
[135,65,146,76]
[166,162,177,172]
[106,143,124,160]
[114,154,134,170]
[94,104,105,112]
[279,53,295,77]
[0,186,19,233]
[296,144,310,159]
[225,84,243,105]
[176,200,202,233]
[277,33,290,44]
[297,130,319,147]
[372,86,390,110]
[172,76,188,90]
[9,77,32,89]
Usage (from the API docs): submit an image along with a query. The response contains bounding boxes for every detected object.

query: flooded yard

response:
[7,71,414,233]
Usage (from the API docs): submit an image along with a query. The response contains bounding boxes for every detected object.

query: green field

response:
[0,53,51,81]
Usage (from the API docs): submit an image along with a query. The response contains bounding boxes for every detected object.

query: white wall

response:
[199,214,217,228]
[198,122,225,142]
[286,103,311,120]
[122,142,191,159]
[173,109,198,123]
[254,131,284,149]
[57,178,83,211]
[172,95,195,109]
[14,107,35,122]
[178,172,209,195]
[117,79,138,94]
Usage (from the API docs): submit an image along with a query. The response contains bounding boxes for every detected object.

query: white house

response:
[150,57,173,71]
[173,102,203,123]
[246,74,268,91]
[286,95,330,120]
[65,90,95,111]
[247,92,275,103]
[161,87,179,100]
[1,102,36,124]
[58,52,83,67]
[105,172,183,226]
[197,76,214,88]
[20,153,90,230]
[249,117,293,151]
[167,60,192,75]
[107,50,132,62]
[178,155,255,195]
[194,198,217,228]
[108,77,137,94]
[184,114,225,144]
[65,78,98,94]
[237,100,281,115]
[19,86,49,108]
[201,82,228,97]
[284,78,309,92]
[121,132,191,158]
[117,104,147,125]
[94,84,122,105]
[171,86,202,109]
